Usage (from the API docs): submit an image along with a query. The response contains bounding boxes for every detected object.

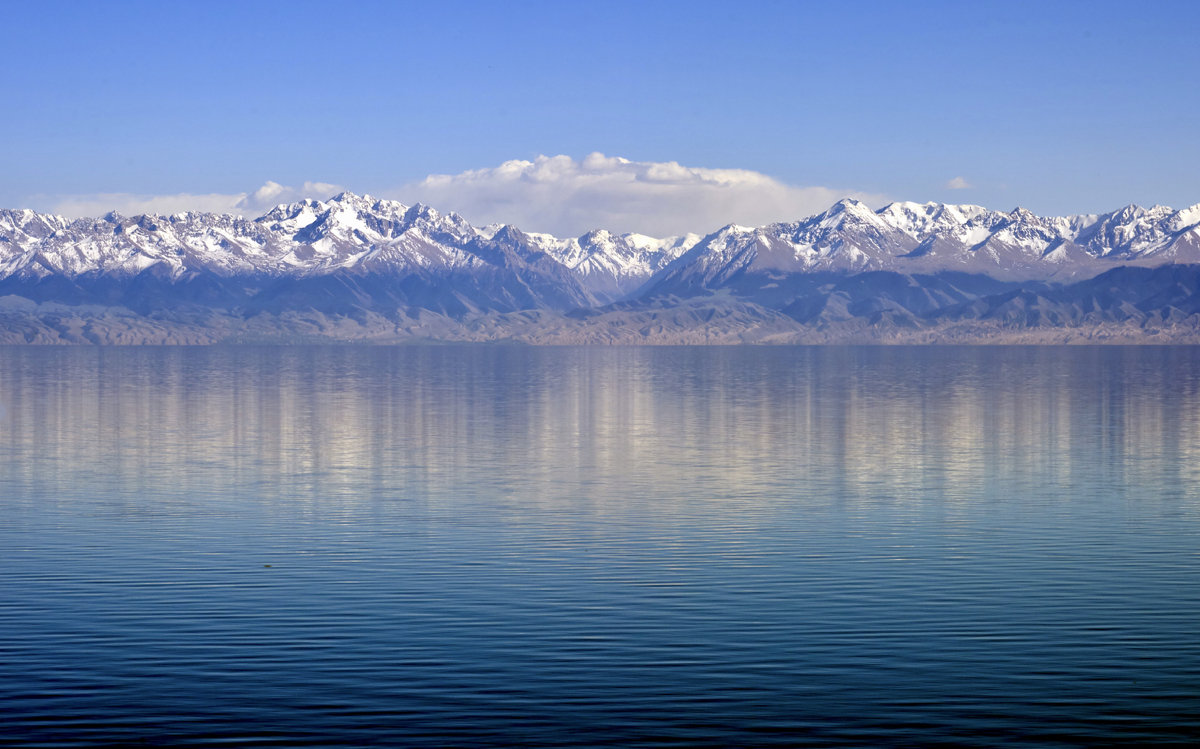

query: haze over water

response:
[1,346,1198,746]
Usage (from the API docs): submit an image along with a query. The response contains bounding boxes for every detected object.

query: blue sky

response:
[2,0,1197,234]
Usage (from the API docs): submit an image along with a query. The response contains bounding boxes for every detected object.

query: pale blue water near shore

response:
[1,345,1198,747]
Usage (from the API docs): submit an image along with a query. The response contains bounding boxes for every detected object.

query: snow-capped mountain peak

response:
[1,197,1198,294]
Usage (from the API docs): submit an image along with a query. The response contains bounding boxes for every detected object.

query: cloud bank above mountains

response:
[29,154,886,239]
[394,153,888,237]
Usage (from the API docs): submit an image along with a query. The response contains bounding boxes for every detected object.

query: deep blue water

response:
[1,345,1198,747]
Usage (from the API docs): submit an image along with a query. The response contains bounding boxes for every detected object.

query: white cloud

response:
[34,180,344,219]
[945,176,972,190]
[392,153,888,237]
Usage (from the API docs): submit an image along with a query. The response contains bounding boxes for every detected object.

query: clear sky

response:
[2,0,1197,234]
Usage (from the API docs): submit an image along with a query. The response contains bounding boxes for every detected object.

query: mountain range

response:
[2,193,1200,343]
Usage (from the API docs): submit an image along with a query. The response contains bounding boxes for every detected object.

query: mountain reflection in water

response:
[1,345,1198,747]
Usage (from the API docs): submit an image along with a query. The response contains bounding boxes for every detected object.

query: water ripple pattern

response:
[0,346,1198,746]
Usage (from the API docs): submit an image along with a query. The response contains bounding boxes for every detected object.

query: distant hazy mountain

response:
[2,193,1200,343]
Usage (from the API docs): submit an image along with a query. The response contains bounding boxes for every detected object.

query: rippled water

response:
[1,346,1198,747]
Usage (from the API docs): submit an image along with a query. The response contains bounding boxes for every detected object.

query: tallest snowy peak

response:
[830,197,870,212]
[1008,206,1038,221]
[327,191,379,207]
[323,191,358,206]
[813,197,884,229]
[819,197,874,219]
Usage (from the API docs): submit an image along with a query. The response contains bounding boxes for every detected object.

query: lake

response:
[1,345,1198,746]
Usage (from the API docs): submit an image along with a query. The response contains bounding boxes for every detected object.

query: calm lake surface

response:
[1,346,1198,747]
